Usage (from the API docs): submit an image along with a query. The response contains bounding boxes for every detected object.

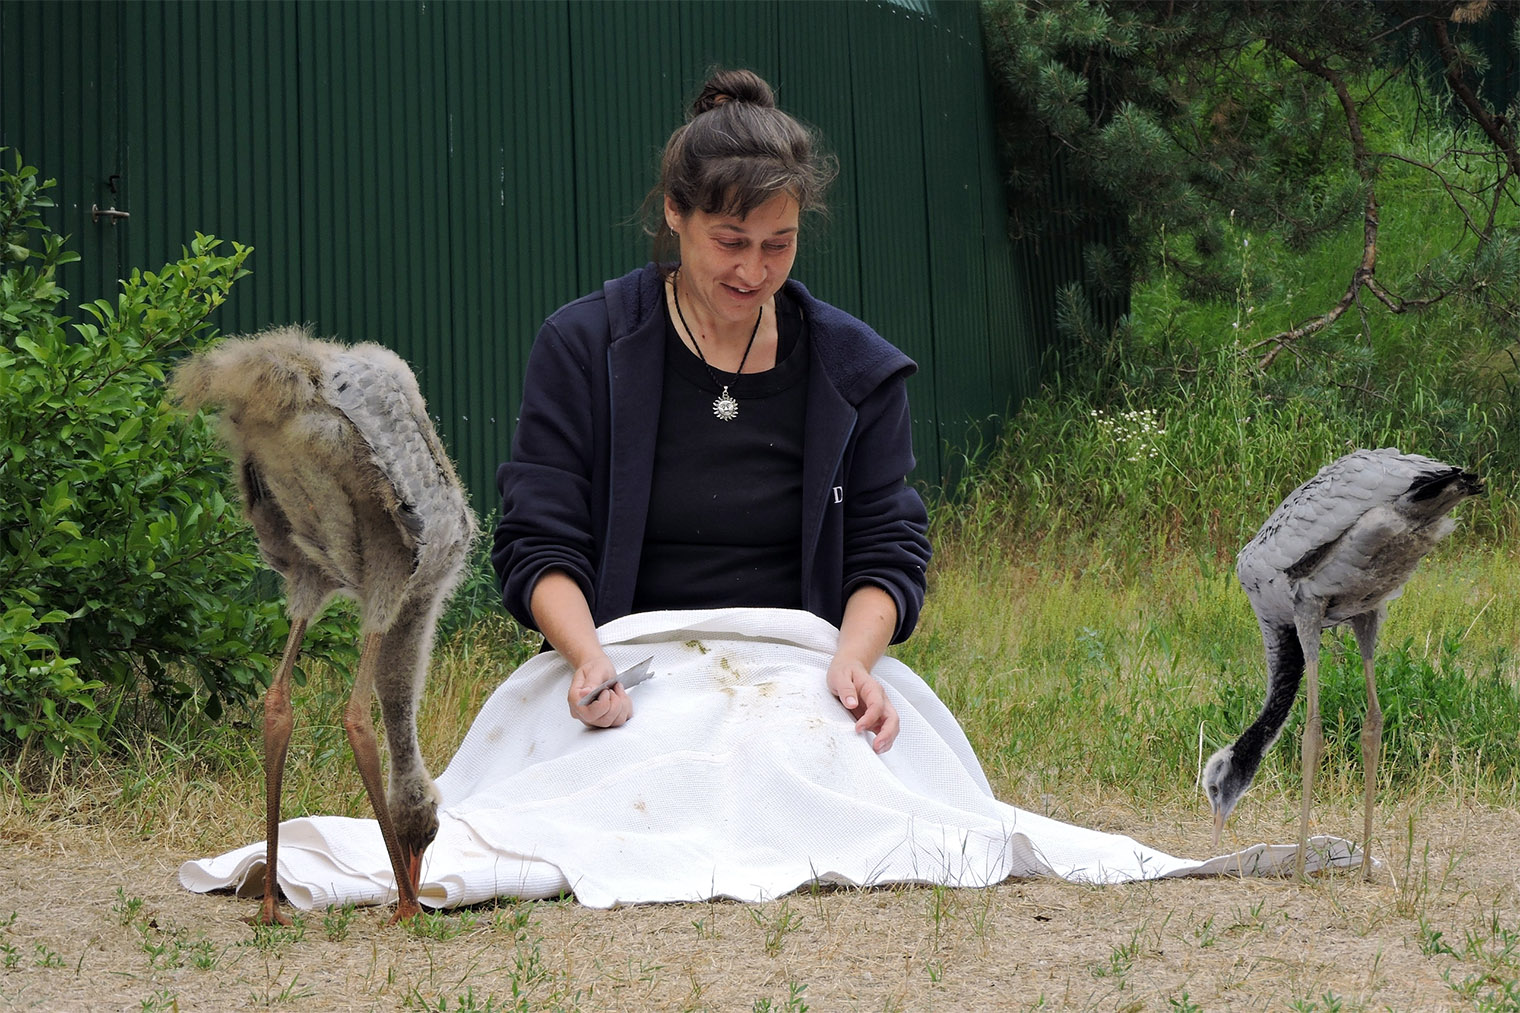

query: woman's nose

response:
[735,250,765,286]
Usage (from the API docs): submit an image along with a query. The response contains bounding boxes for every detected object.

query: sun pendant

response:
[712,387,739,422]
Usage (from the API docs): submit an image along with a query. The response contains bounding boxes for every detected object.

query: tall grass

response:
[915,72,1520,820]
[942,342,1518,566]
[903,537,1520,813]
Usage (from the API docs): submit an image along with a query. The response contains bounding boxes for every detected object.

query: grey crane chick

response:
[173,325,477,924]
[1205,448,1482,879]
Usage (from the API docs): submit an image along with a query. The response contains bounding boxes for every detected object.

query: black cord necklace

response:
[672,272,763,422]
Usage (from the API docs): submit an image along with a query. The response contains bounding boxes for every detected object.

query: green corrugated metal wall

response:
[1,0,1045,512]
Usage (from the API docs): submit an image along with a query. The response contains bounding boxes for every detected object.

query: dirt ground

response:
[3,798,1518,1012]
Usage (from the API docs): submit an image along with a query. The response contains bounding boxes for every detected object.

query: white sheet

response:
[180,608,1360,910]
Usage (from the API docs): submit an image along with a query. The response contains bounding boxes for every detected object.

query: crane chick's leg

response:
[343,630,425,923]
[1293,609,1326,880]
[252,617,306,927]
[1349,608,1386,881]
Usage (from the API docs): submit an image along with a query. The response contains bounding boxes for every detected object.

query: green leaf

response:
[13,334,49,362]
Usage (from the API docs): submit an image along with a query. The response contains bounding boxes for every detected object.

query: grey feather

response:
[322,342,477,593]
[1237,448,1481,633]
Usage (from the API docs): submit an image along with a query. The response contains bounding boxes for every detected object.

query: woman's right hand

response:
[568,653,633,728]
[530,571,634,729]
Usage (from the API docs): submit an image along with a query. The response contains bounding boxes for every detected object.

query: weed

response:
[927,883,953,943]
[250,971,317,1005]
[1092,934,1136,984]
[138,929,180,970]
[0,912,18,970]
[490,901,533,938]
[1418,918,1459,958]
[749,898,803,957]
[1442,966,1520,1010]
[1233,898,1267,932]
[1462,909,1520,969]
[404,985,505,1012]
[139,989,177,1012]
[247,916,306,954]
[322,901,356,942]
[113,886,145,926]
[406,907,481,942]
[752,981,809,1013]
[1395,815,1432,918]
[682,970,709,1012]
[960,887,996,951]
[186,936,222,971]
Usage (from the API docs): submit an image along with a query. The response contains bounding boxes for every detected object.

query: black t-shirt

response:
[633,293,810,611]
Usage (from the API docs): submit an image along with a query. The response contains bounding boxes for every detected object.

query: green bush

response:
[0,149,280,755]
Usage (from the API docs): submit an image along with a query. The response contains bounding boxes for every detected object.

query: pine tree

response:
[983,0,1520,369]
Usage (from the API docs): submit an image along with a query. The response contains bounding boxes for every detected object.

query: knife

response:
[577,655,656,708]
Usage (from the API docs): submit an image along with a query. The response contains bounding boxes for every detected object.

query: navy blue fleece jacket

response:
[492,263,931,642]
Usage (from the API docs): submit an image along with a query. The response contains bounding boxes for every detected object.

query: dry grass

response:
[4,548,1520,1010]
[4,790,1520,1011]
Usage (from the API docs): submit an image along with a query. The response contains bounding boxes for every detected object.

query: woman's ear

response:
[664,194,684,235]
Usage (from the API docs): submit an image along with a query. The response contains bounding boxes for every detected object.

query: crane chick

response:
[172,326,477,924]
[1205,448,1482,879]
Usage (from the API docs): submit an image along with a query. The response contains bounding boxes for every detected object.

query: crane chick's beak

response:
[1211,808,1226,849]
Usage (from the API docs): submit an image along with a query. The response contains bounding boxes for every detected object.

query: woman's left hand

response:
[826,657,899,753]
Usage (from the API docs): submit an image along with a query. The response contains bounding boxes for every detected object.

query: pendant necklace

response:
[672,272,762,422]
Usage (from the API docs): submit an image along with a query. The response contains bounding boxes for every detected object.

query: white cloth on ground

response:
[179,607,1360,910]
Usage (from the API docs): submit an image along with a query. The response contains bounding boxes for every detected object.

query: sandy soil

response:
[3,799,1517,1012]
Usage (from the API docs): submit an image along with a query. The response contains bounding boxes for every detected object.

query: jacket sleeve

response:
[492,317,601,630]
[841,371,931,643]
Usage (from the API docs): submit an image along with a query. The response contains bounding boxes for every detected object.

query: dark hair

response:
[646,68,837,262]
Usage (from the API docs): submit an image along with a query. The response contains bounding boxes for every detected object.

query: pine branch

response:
[1248,39,1456,369]
[1430,16,1520,177]
[1373,151,1485,238]
[1159,250,1229,296]
[1248,269,1361,370]
[1363,274,1449,313]
[1253,40,1382,370]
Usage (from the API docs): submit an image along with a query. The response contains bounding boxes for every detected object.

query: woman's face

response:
[666,192,800,328]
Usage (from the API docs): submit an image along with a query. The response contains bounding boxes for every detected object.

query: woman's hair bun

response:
[645,64,835,261]
[692,68,775,116]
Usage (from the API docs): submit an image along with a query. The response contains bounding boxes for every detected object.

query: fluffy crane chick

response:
[173,326,476,924]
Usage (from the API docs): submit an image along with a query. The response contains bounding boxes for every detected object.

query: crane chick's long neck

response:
[1230,623,1307,779]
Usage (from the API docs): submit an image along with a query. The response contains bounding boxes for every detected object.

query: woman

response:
[493,68,930,752]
